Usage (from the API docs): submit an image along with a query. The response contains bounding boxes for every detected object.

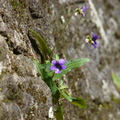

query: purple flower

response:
[80,4,89,16]
[50,59,66,74]
[91,32,99,49]
[85,32,99,49]
[75,4,88,16]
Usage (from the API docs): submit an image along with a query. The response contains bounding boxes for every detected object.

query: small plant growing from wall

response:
[30,3,99,120]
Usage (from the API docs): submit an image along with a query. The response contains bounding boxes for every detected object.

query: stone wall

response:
[51,0,120,120]
[0,0,120,120]
[0,0,52,120]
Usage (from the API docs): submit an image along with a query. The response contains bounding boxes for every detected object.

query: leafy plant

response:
[34,55,89,120]
[30,3,100,120]
[29,29,51,62]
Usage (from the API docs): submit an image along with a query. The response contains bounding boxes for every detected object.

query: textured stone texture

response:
[51,0,120,120]
[0,0,52,120]
[0,0,120,120]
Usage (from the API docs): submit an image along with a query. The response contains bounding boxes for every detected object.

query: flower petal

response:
[85,38,89,43]
[55,69,61,74]
[51,60,57,65]
[81,12,85,16]
[92,43,97,49]
[74,12,78,16]
[81,5,88,12]
[59,59,66,65]
[91,32,98,41]
[50,66,57,70]
[61,65,66,70]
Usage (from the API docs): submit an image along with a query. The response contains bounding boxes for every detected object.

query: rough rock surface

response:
[0,0,120,120]
[0,0,52,120]
[51,0,120,120]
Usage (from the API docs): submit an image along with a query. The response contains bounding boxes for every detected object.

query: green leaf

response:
[34,60,60,101]
[33,60,45,79]
[112,72,120,89]
[60,91,86,108]
[58,80,68,90]
[52,58,90,80]
[54,105,63,120]
[55,54,60,61]
[72,97,86,108]
[60,91,72,102]
[29,29,51,61]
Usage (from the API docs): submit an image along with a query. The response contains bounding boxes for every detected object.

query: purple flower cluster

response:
[80,4,89,16]
[85,32,99,49]
[50,59,66,74]
[91,32,99,49]
[75,5,88,16]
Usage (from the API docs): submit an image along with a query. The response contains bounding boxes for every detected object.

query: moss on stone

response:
[10,0,26,17]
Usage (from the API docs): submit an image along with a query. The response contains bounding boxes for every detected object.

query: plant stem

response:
[50,12,75,58]
[80,38,86,48]
[51,72,55,78]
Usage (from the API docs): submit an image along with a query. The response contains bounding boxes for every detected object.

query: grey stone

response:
[0,0,120,120]
[0,35,8,61]
[0,74,52,120]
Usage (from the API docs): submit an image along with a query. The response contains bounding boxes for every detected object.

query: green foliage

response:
[29,29,51,62]
[112,72,120,89]
[54,105,63,120]
[34,59,88,119]
[34,60,60,101]
[10,0,26,17]
[72,97,86,108]
[60,91,86,108]
[37,58,89,81]
[52,58,89,80]
[34,57,89,111]
[30,11,91,119]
